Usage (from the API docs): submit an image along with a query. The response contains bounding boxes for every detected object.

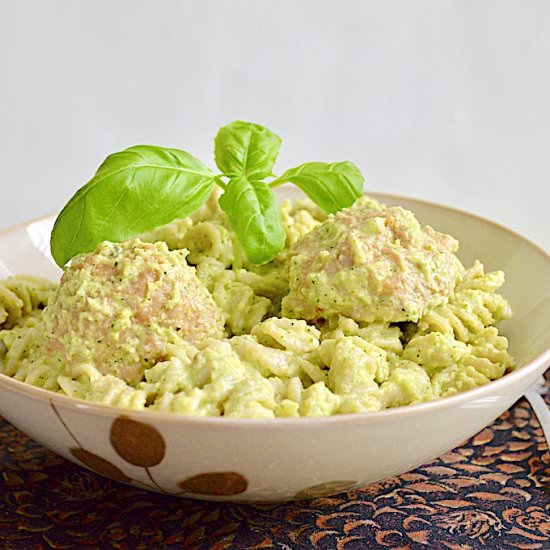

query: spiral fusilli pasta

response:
[0,275,57,329]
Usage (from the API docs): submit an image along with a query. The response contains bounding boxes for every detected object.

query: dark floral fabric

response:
[1,376,548,549]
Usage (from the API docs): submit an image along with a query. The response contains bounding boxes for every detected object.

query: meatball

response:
[43,239,224,384]
[281,196,464,323]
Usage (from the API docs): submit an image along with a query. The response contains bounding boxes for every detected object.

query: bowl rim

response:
[0,192,549,428]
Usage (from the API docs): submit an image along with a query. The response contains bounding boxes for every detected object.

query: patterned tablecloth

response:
[1,377,548,549]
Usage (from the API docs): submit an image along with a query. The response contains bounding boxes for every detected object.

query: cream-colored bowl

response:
[0,191,549,501]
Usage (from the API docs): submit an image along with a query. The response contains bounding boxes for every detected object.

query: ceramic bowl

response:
[0,191,549,501]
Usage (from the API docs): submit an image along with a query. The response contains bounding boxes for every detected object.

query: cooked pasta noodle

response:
[0,275,57,329]
[212,272,272,335]
[417,261,512,343]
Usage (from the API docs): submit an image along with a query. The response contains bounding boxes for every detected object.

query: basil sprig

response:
[50,121,364,267]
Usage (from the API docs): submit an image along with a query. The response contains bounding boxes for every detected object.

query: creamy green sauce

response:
[0,194,515,417]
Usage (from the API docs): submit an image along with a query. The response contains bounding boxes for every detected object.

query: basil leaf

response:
[218,177,285,264]
[50,145,216,267]
[214,120,282,179]
[272,161,364,214]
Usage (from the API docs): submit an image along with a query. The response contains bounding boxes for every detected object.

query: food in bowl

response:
[0,121,515,419]
[0,199,515,417]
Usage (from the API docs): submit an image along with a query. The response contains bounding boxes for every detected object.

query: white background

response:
[1,0,549,250]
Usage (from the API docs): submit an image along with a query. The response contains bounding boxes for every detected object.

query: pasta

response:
[0,275,57,329]
[417,261,512,343]
[0,194,516,418]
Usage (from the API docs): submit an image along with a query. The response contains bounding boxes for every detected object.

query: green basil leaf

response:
[214,120,282,179]
[50,145,216,267]
[272,161,364,214]
[218,177,285,264]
